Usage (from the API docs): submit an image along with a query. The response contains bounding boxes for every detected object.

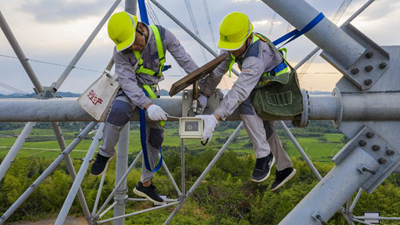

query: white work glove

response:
[196,114,218,142]
[197,94,208,113]
[147,104,168,121]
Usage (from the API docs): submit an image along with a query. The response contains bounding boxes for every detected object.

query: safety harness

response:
[133,25,166,77]
[227,33,290,89]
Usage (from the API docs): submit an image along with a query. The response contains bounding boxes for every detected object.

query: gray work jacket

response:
[113,24,198,109]
[200,35,282,120]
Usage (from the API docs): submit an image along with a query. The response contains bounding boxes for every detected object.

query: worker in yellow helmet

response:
[91,11,199,204]
[197,12,296,191]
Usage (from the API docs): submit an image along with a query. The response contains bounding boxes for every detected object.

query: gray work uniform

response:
[200,35,292,171]
[99,24,198,183]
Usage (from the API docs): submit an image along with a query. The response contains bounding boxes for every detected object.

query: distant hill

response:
[0,92,80,98]
[0,90,177,98]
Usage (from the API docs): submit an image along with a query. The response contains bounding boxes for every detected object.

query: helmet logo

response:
[115,38,121,44]
[224,36,229,42]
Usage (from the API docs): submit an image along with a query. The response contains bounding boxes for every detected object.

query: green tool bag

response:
[250,55,303,120]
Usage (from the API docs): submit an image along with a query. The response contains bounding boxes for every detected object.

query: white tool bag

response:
[77,61,119,121]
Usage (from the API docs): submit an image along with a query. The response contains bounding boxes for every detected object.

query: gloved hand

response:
[147,104,168,121]
[196,114,218,142]
[197,94,208,113]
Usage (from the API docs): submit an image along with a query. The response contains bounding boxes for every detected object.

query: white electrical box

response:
[179,117,203,139]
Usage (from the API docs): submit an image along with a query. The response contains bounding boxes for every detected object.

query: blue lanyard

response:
[273,12,325,47]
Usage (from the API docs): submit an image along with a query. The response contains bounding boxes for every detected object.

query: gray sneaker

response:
[133,182,164,204]
[270,167,297,191]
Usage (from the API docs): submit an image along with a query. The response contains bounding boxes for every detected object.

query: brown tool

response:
[169,52,228,97]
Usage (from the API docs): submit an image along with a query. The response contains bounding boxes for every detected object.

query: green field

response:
[0,124,345,164]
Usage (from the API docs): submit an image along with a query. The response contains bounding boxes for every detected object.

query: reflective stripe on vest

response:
[134,25,165,77]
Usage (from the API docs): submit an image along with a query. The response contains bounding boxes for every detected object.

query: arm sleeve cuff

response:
[214,107,230,121]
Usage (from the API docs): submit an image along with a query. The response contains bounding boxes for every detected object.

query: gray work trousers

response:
[99,92,163,183]
[239,97,292,171]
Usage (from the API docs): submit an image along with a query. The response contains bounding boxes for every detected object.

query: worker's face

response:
[128,26,146,52]
[230,36,252,57]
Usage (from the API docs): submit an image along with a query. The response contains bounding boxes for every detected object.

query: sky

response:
[0,0,399,95]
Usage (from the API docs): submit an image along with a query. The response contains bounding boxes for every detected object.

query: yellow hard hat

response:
[218,12,253,51]
[108,12,138,52]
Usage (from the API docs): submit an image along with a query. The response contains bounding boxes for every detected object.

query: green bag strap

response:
[134,25,165,77]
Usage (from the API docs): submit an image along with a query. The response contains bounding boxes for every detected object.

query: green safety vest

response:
[227,33,290,89]
[133,25,166,77]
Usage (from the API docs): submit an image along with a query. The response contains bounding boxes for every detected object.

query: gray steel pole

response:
[95,151,143,219]
[181,139,185,196]
[51,122,91,223]
[114,123,130,225]
[279,121,322,180]
[164,122,243,224]
[55,123,105,225]
[278,147,379,225]
[162,161,182,196]
[0,122,36,182]
[51,0,121,91]
[0,122,96,225]
[261,0,365,69]
[92,163,109,216]
[0,11,43,93]
[149,0,241,77]
[125,0,137,15]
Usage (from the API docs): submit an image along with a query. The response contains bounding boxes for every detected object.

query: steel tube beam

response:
[349,188,363,214]
[261,0,365,69]
[0,98,184,122]
[293,0,375,71]
[308,95,338,120]
[55,123,105,225]
[114,123,129,225]
[0,122,96,225]
[98,202,179,224]
[0,122,36,182]
[279,147,379,225]
[51,0,121,91]
[4,93,400,122]
[162,161,182,196]
[279,121,322,180]
[51,122,91,222]
[92,163,109,216]
[0,11,43,93]
[95,151,143,219]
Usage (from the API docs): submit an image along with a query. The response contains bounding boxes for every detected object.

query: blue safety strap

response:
[138,0,163,172]
[140,91,163,172]
[272,12,325,47]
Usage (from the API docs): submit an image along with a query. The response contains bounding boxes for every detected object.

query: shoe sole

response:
[133,188,164,204]
[90,155,115,177]
[271,168,297,191]
[251,155,276,183]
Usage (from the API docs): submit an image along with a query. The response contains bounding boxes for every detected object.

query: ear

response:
[247,35,253,44]
[137,23,145,33]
